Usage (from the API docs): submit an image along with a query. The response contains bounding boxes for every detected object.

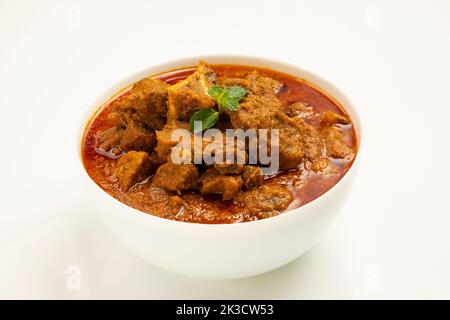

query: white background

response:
[1,0,449,299]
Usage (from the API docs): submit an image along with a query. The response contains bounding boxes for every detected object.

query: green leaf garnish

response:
[189,109,220,133]
[207,85,248,112]
[206,84,223,101]
[188,85,247,133]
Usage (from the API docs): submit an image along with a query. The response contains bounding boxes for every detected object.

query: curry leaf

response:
[207,85,248,112]
[189,109,220,133]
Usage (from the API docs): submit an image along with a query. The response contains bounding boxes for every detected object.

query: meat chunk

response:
[96,127,124,152]
[156,119,249,166]
[211,141,248,174]
[230,93,279,129]
[234,184,293,218]
[215,77,248,88]
[231,98,305,169]
[296,118,325,161]
[98,78,168,154]
[97,117,157,154]
[132,78,169,113]
[120,118,156,152]
[198,168,243,200]
[230,75,331,169]
[241,166,263,189]
[285,102,315,120]
[321,126,354,159]
[153,160,199,193]
[132,78,169,130]
[167,195,185,214]
[107,94,134,127]
[216,72,281,95]
[320,111,350,126]
[214,163,244,175]
[167,61,216,121]
[246,71,282,95]
[115,151,154,191]
[272,112,306,170]
[155,120,190,162]
[106,110,127,128]
[231,95,305,169]
[229,73,306,170]
[310,158,330,172]
[110,77,169,130]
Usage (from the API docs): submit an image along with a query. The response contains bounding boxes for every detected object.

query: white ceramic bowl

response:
[77,55,362,279]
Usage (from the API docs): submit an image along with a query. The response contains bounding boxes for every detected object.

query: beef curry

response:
[82,61,357,224]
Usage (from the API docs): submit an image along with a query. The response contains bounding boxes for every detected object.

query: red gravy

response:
[82,65,357,224]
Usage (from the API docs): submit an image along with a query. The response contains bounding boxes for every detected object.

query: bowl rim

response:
[77,54,363,229]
